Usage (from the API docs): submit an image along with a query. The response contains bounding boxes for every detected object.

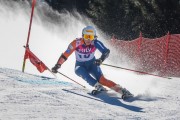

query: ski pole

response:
[102,63,172,79]
[47,68,58,78]
[57,72,86,88]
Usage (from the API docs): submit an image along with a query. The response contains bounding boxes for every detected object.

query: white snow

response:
[0,1,180,120]
[0,68,180,120]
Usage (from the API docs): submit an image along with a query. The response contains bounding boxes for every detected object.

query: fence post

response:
[138,32,142,57]
[136,32,143,66]
[163,32,171,75]
[164,32,170,65]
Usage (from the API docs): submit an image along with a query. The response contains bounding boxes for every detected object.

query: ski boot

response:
[121,88,134,100]
[91,82,106,95]
[111,84,133,99]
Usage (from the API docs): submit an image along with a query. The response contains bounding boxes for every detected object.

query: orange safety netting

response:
[110,33,180,77]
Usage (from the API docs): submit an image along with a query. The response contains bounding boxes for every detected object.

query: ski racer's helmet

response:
[82,26,96,41]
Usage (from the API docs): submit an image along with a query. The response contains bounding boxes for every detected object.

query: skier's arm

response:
[52,40,76,73]
[94,40,110,65]
[99,49,110,61]
[57,40,76,65]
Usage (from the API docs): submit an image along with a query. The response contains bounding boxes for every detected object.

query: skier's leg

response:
[89,64,102,81]
[89,64,106,91]
[99,75,118,90]
[99,75,132,95]
[75,65,97,86]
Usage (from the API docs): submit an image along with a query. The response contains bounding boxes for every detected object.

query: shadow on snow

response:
[62,89,144,113]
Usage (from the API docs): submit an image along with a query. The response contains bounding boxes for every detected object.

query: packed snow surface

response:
[0,68,180,120]
[0,1,180,119]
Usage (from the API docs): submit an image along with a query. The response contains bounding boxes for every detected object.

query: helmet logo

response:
[86,30,94,33]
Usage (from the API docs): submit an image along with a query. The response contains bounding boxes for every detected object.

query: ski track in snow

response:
[0,68,180,120]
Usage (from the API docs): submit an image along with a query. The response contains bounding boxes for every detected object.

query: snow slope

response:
[0,1,180,119]
[0,68,180,120]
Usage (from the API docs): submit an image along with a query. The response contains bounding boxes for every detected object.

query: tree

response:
[45,0,180,39]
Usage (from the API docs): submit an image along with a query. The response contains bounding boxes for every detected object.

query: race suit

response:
[57,38,116,87]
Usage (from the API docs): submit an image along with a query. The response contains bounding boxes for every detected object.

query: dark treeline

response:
[45,0,180,40]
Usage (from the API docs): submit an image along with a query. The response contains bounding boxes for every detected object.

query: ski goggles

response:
[83,34,95,41]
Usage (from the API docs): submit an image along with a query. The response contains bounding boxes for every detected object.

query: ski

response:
[91,89,134,100]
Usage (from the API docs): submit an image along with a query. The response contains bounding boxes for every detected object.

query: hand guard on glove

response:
[51,64,61,73]
[94,59,103,66]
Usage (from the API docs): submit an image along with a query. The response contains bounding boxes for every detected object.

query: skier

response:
[52,26,132,98]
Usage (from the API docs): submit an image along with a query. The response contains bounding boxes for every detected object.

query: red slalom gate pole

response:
[102,63,172,79]
[22,0,36,72]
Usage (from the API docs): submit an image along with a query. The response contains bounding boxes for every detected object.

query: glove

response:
[94,59,102,66]
[51,64,61,73]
